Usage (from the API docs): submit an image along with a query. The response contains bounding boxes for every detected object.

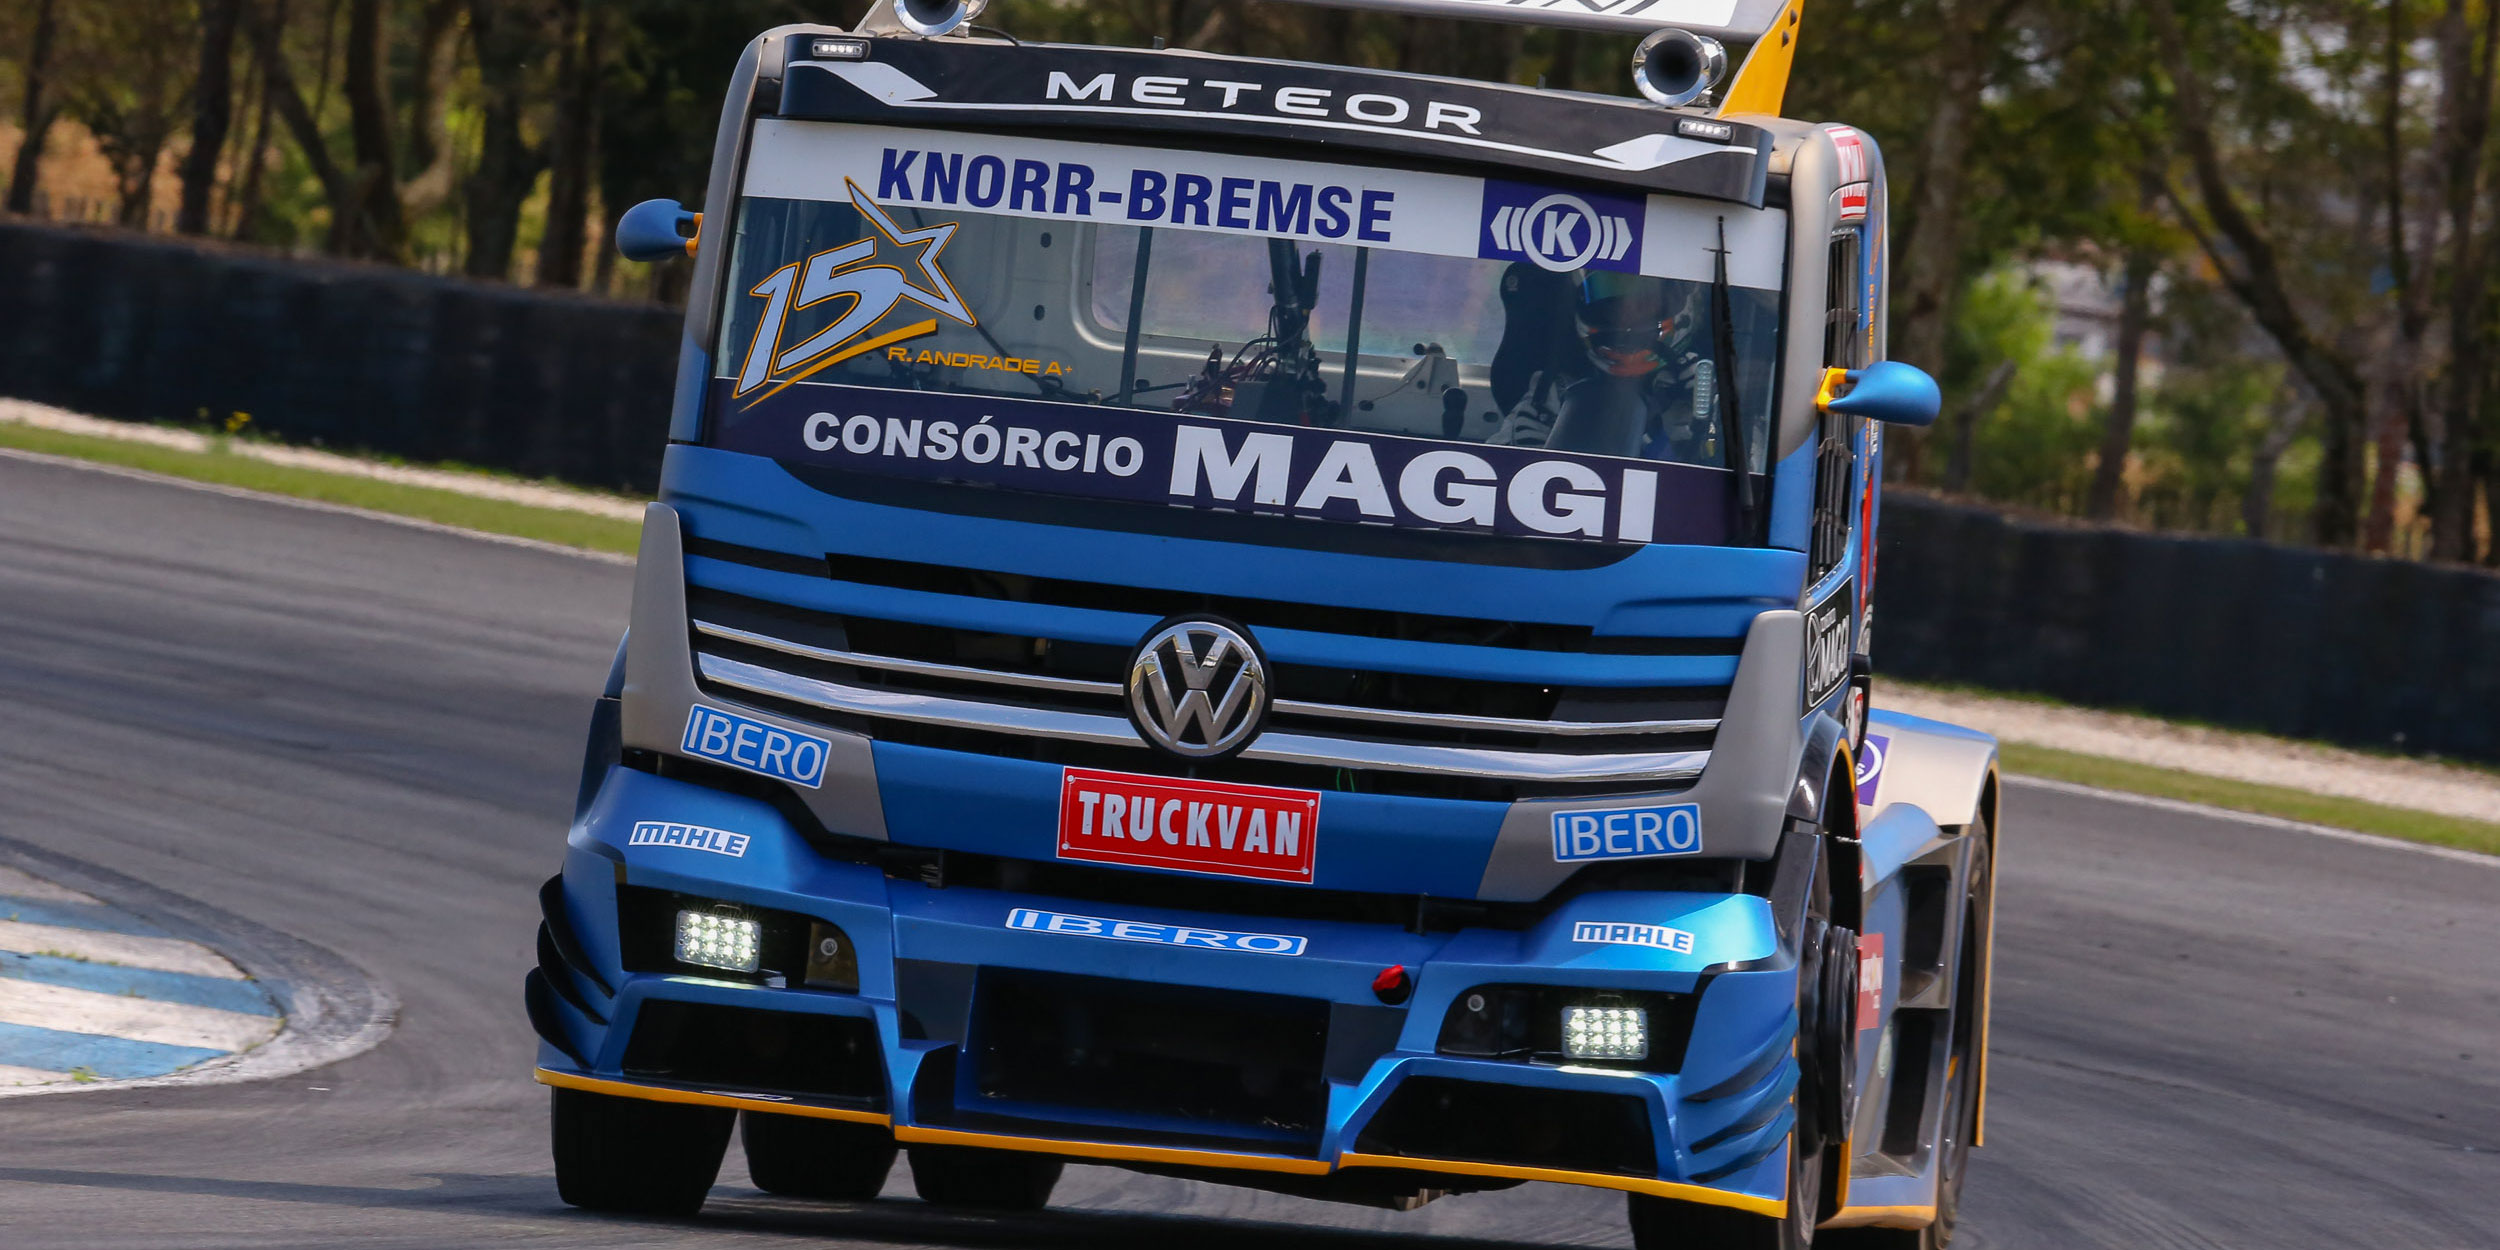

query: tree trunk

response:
[2243,401,2307,542]
[464,0,549,280]
[2150,0,2369,546]
[249,4,365,252]
[2430,0,2500,560]
[115,141,165,228]
[232,0,285,240]
[1889,0,2020,481]
[2368,0,2429,554]
[178,0,244,235]
[2478,447,2498,564]
[2087,247,2157,519]
[537,0,602,289]
[340,0,406,259]
[5,0,63,214]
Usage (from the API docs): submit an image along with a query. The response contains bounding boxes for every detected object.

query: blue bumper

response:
[532,765,1803,1217]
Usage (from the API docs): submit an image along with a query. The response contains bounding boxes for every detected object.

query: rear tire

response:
[1823,818,1992,1250]
[551,1087,734,1216]
[741,1111,897,1200]
[906,1144,1063,1211]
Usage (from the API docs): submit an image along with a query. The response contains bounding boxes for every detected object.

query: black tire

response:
[551,1087,735,1216]
[906,1144,1063,1211]
[741,1111,897,1200]
[1823,820,1992,1250]
[1629,1113,1822,1249]
[1628,827,1839,1250]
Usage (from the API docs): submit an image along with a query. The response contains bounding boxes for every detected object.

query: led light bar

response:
[1562,1005,1649,1061]
[675,910,762,974]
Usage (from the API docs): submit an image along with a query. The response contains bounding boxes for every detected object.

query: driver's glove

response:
[1490,371,1559,447]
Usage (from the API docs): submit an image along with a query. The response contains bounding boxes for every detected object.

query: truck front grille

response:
[682,540,1732,799]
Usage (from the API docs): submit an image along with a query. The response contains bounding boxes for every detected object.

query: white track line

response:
[0,980,278,1052]
[0,448,634,565]
[2007,775,2499,867]
[0,867,99,904]
[0,1063,73,1086]
[0,920,248,979]
[0,400,644,520]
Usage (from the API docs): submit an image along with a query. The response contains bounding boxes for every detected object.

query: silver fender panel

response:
[1860,707,1997,831]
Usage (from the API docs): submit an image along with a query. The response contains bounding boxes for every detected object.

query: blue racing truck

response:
[526,1,2002,1245]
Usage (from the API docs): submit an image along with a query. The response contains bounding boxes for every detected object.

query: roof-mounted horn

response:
[1251,0,1806,117]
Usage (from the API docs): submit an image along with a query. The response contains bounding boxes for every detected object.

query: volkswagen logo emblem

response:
[1126,618,1269,760]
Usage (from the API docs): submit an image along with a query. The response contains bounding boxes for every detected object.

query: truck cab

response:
[528,2,2001,1246]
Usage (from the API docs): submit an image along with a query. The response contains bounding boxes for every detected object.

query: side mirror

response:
[1817,361,1941,427]
[616,199,700,262]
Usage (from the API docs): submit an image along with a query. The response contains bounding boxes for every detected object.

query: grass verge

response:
[9,418,2493,857]
[0,421,639,555]
[2001,742,2500,856]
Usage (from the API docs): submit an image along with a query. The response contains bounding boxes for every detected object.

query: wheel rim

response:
[1931,847,1989,1242]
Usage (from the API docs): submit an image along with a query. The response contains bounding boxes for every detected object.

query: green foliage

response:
[1946,268,2103,508]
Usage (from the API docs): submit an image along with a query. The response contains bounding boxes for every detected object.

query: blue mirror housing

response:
[1819,361,1941,427]
[616,199,699,262]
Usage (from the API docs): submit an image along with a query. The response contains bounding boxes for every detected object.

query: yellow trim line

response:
[534,1068,892,1126]
[1336,1153,1787,1218]
[1822,1204,1938,1230]
[538,1069,1791,1214]
[895,1125,1331,1175]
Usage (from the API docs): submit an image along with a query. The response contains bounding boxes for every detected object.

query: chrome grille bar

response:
[696,654,1711,785]
[693,619,1720,738]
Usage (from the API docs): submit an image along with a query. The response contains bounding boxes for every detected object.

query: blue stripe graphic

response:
[0,951,277,1017]
[0,1020,227,1079]
[0,897,175,939]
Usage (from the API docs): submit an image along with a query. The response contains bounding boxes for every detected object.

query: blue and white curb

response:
[0,865,282,1087]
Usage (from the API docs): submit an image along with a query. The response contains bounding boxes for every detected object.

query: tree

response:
[177,0,243,234]
[5,0,63,214]
[62,0,198,227]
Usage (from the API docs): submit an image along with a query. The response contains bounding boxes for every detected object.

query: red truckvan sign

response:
[1057,767,1321,883]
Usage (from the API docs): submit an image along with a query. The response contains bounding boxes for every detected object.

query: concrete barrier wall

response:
[0,222,679,492]
[1875,497,2495,762]
[5,221,2490,761]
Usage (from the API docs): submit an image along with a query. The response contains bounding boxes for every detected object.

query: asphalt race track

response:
[0,451,2493,1249]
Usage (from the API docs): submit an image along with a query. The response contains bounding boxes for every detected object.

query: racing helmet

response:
[1574,272,1693,378]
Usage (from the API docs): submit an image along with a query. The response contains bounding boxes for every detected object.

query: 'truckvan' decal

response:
[1058,767,1320,883]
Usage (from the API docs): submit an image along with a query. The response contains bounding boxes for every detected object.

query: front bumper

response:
[530,764,1803,1217]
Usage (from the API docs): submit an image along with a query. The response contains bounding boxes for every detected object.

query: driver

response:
[1490,271,1722,464]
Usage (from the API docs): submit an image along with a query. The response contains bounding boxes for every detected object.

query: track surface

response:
[0,453,2493,1249]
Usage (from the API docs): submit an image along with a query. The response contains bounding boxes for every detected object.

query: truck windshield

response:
[705,121,1787,545]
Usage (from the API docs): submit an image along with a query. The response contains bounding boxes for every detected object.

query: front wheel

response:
[1629,825,1840,1250]
[906,1144,1062,1211]
[551,1087,734,1216]
[1628,1119,1822,1249]
[742,1111,897,1200]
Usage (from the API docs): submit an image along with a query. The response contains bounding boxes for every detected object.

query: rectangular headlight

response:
[675,910,761,974]
[1562,1005,1649,1060]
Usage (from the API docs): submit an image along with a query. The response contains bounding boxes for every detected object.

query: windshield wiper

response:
[1711,216,1757,544]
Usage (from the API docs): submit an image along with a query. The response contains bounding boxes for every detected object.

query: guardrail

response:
[4,220,2492,763]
